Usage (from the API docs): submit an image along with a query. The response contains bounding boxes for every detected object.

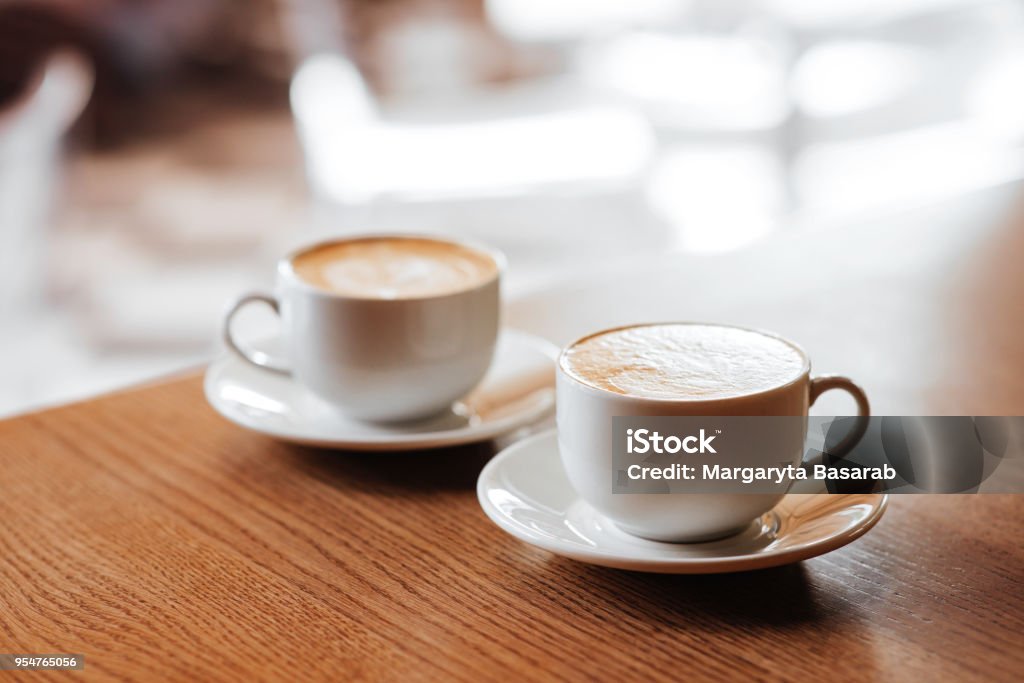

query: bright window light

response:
[647,145,785,253]
[486,0,685,42]
[793,42,924,118]
[580,32,789,130]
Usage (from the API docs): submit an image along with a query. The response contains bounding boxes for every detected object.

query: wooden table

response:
[3,186,1024,681]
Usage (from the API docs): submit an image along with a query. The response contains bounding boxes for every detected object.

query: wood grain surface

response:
[0,376,1022,682]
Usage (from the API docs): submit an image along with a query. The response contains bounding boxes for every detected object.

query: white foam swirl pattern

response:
[562,324,806,399]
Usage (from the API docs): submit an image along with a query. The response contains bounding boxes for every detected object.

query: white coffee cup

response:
[556,322,869,542]
[223,234,503,422]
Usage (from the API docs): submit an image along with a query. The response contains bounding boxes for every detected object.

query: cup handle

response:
[222,292,291,375]
[809,375,870,458]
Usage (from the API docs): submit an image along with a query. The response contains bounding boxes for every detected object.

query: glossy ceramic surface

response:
[206,329,557,450]
[478,429,888,573]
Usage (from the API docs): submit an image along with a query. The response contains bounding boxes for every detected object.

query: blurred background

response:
[3,0,1024,416]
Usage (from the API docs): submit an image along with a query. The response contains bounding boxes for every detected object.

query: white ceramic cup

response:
[556,323,869,542]
[223,234,503,422]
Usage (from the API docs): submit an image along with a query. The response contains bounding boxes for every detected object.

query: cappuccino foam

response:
[561,324,806,399]
[292,237,497,299]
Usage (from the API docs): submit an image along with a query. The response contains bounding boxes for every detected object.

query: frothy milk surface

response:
[561,324,806,399]
[291,238,497,298]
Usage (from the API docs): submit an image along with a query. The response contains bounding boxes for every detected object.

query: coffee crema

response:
[291,237,498,299]
[561,324,807,399]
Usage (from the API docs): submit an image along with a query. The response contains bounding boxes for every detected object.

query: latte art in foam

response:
[561,324,807,399]
[291,237,498,299]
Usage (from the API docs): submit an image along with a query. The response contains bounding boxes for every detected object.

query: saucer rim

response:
[477,428,889,574]
[204,329,557,451]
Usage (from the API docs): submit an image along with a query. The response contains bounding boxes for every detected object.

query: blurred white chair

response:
[287,51,670,289]
[0,50,92,314]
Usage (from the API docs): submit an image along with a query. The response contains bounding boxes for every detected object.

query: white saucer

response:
[204,329,557,451]
[477,430,889,573]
